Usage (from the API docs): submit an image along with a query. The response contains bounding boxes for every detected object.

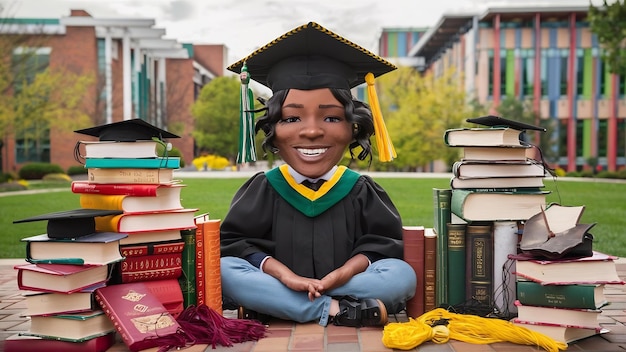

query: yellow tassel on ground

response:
[382,308,568,352]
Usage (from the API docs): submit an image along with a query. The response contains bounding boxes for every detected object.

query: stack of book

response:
[72,119,198,318]
[8,209,126,352]
[439,115,550,314]
[511,251,623,343]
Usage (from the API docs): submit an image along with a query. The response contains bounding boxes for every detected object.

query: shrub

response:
[617,169,626,179]
[157,144,186,168]
[192,154,231,170]
[42,173,72,182]
[596,171,618,179]
[18,163,65,180]
[67,165,88,176]
[0,181,27,192]
[0,172,16,183]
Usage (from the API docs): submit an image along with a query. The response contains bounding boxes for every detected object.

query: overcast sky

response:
[3,0,603,65]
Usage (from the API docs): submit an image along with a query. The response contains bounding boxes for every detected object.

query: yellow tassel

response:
[365,72,396,162]
[382,308,568,352]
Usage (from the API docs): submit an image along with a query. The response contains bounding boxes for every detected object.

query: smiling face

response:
[274,88,353,179]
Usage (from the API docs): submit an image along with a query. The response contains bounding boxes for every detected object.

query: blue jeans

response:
[221,256,417,326]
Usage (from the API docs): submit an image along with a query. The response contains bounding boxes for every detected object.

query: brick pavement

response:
[2,258,626,352]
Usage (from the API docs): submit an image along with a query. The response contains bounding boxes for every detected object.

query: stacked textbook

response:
[510,204,624,343]
[8,209,127,352]
[72,119,197,318]
[441,115,550,315]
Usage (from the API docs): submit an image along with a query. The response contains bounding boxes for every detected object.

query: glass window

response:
[540,49,548,97]
[488,49,494,95]
[576,49,584,97]
[618,119,625,158]
[500,49,507,96]
[558,119,568,159]
[598,119,608,158]
[560,49,569,96]
[522,49,535,97]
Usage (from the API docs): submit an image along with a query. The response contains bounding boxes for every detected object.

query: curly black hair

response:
[254,88,375,163]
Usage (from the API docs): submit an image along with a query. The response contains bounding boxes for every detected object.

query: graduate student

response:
[220,22,416,327]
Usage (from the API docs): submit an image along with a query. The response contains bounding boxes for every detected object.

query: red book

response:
[142,279,184,318]
[402,226,425,318]
[4,332,115,352]
[95,282,187,352]
[71,181,181,196]
[120,239,185,257]
[95,208,198,233]
[15,263,109,294]
[118,253,183,283]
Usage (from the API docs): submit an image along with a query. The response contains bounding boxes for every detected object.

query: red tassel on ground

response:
[176,304,267,348]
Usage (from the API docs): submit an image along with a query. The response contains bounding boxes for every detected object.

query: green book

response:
[178,228,197,308]
[447,223,466,306]
[433,188,451,306]
[516,281,608,310]
[465,223,493,308]
[84,157,180,169]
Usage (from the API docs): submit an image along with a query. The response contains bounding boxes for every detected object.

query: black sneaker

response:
[333,296,388,327]
[238,306,272,324]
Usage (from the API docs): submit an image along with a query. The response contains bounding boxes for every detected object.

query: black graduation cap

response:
[74,118,180,142]
[467,115,546,132]
[227,22,397,92]
[13,208,123,239]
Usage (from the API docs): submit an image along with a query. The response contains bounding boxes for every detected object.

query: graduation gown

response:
[220,165,403,279]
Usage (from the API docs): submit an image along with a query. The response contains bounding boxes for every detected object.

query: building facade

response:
[408,4,625,172]
[0,9,225,173]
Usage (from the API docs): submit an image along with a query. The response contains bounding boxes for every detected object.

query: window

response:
[576,120,584,157]
[540,49,548,97]
[618,119,625,158]
[598,120,608,158]
[558,119,568,159]
[521,49,535,97]
[560,49,569,97]
[576,49,584,97]
[500,49,507,96]
[488,49,494,95]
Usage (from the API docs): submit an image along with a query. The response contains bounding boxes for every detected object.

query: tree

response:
[376,67,475,171]
[191,76,245,162]
[589,0,626,76]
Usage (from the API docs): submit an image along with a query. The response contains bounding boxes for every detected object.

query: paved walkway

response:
[1,258,626,352]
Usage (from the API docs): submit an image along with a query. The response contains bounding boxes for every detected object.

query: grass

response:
[1,176,625,258]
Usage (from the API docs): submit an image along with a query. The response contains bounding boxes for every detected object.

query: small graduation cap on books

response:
[466,115,546,132]
[227,22,398,162]
[13,208,123,239]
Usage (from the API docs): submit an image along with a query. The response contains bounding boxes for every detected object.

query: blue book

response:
[22,232,127,265]
[84,157,180,169]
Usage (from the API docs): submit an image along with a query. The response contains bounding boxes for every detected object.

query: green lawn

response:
[1,176,625,258]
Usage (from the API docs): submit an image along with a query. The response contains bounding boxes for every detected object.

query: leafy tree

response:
[375,67,474,171]
[589,0,626,76]
[191,76,246,162]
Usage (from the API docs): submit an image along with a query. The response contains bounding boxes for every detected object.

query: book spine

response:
[433,188,451,306]
[203,220,222,314]
[402,226,425,318]
[446,223,466,306]
[121,267,183,283]
[424,232,437,312]
[88,169,172,184]
[465,223,494,307]
[179,229,197,308]
[94,215,121,233]
[79,194,125,211]
[195,221,206,306]
[120,241,185,257]
[85,157,180,169]
[121,253,182,272]
[71,182,159,196]
[94,291,132,349]
[516,281,604,309]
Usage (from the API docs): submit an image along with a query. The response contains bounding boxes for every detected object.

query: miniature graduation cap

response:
[74,118,180,142]
[13,208,123,239]
[227,22,398,162]
[466,115,546,132]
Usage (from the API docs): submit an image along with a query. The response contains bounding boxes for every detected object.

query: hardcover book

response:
[24,289,97,316]
[432,188,451,306]
[118,252,183,283]
[195,214,207,306]
[119,229,183,246]
[179,228,197,308]
[22,232,126,265]
[444,127,523,147]
[120,239,185,257]
[72,181,182,196]
[465,223,493,307]
[95,282,187,352]
[24,310,115,342]
[84,157,180,169]
[94,208,197,233]
[15,263,109,294]
[451,189,548,222]
[516,281,608,310]
[511,251,624,285]
[4,332,116,352]
[446,223,466,306]
[424,228,437,311]
[142,279,185,318]
[200,217,222,314]
[514,300,602,329]
[450,175,545,190]
[512,319,607,344]
[402,226,425,318]
[452,160,548,179]
[87,168,175,184]
[81,140,162,159]
[78,185,184,213]
[461,145,529,161]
